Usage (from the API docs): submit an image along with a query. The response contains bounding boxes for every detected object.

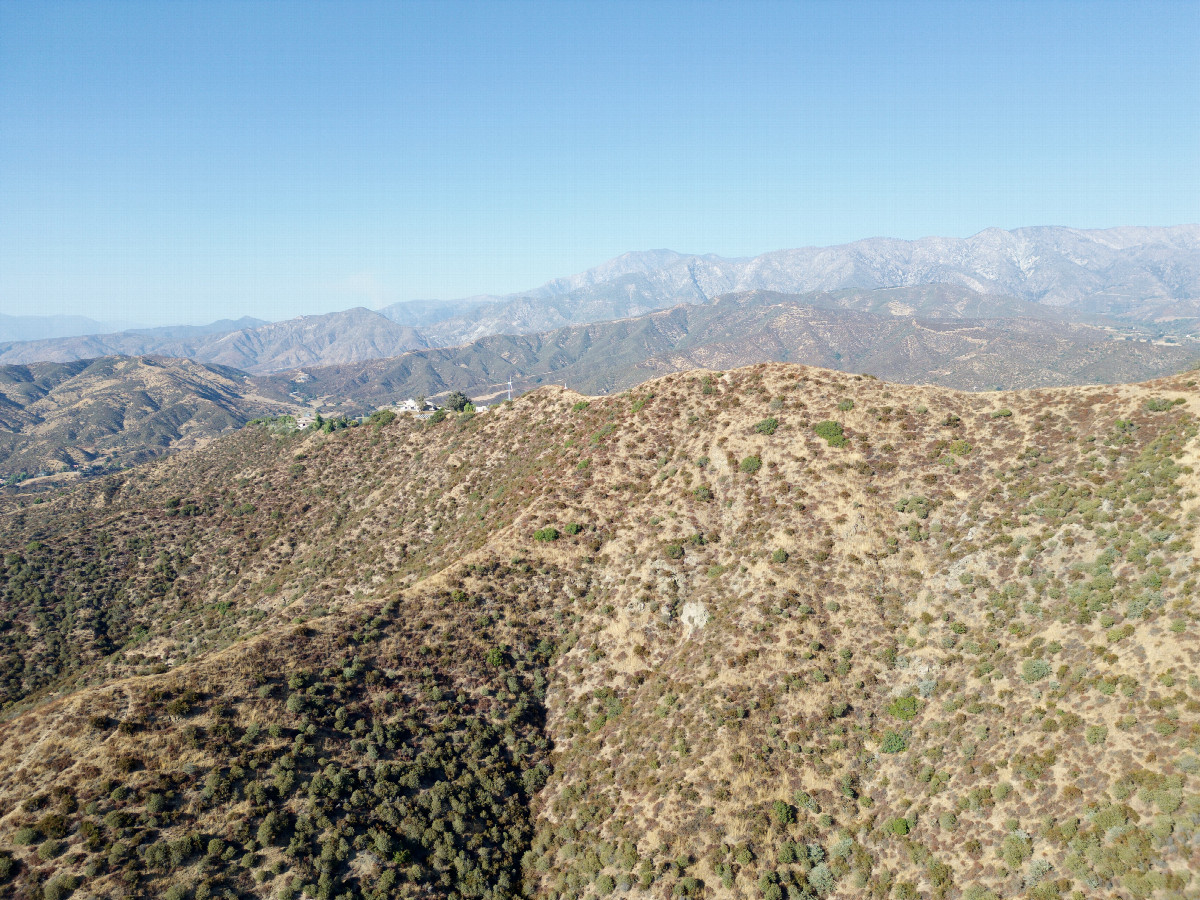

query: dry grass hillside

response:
[0,357,302,482]
[0,362,1198,900]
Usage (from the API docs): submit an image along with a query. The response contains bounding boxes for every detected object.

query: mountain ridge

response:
[416,225,1200,345]
[0,308,427,374]
[261,287,1197,408]
[0,226,1196,373]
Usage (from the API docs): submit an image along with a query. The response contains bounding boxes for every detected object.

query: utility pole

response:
[507,380,513,402]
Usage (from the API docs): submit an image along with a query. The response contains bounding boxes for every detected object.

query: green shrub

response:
[887,695,920,720]
[813,421,847,447]
[1000,831,1031,867]
[42,875,78,900]
[0,852,14,881]
[808,863,836,894]
[991,409,1013,417]
[104,809,133,829]
[533,526,559,542]
[665,543,684,560]
[36,839,61,861]
[1085,724,1108,745]
[693,485,713,501]
[894,496,934,519]
[257,811,285,847]
[755,417,779,435]
[771,549,788,564]
[1022,659,1051,683]
[12,826,36,845]
[564,522,583,535]
[837,399,855,411]
[428,409,447,424]
[887,817,910,836]
[596,874,615,896]
[794,790,819,813]
[572,400,590,412]
[1145,397,1180,412]
[880,731,907,753]
[740,455,762,474]
[771,800,794,826]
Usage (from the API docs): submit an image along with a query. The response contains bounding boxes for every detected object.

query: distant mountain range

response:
[2,283,1197,483]
[1,225,1196,374]
[412,224,1200,345]
[259,287,1198,408]
[0,309,424,373]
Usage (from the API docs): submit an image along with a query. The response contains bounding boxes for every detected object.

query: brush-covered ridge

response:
[0,362,1198,900]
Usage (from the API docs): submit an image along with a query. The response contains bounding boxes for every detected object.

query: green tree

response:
[445,391,471,412]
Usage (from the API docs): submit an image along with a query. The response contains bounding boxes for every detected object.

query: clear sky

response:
[1,0,1198,325]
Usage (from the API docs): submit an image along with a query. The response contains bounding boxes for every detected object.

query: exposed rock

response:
[680,600,709,636]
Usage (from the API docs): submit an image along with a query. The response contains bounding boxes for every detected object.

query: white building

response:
[397,398,438,413]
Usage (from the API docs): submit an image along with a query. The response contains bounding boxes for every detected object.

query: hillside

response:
[0,363,1198,899]
[261,290,1197,408]
[0,357,301,481]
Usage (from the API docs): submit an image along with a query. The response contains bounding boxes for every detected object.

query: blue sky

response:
[1,0,1197,324]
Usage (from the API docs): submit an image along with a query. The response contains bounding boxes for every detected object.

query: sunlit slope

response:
[0,363,1197,900]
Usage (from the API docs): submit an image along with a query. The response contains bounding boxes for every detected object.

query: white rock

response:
[681,601,710,637]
